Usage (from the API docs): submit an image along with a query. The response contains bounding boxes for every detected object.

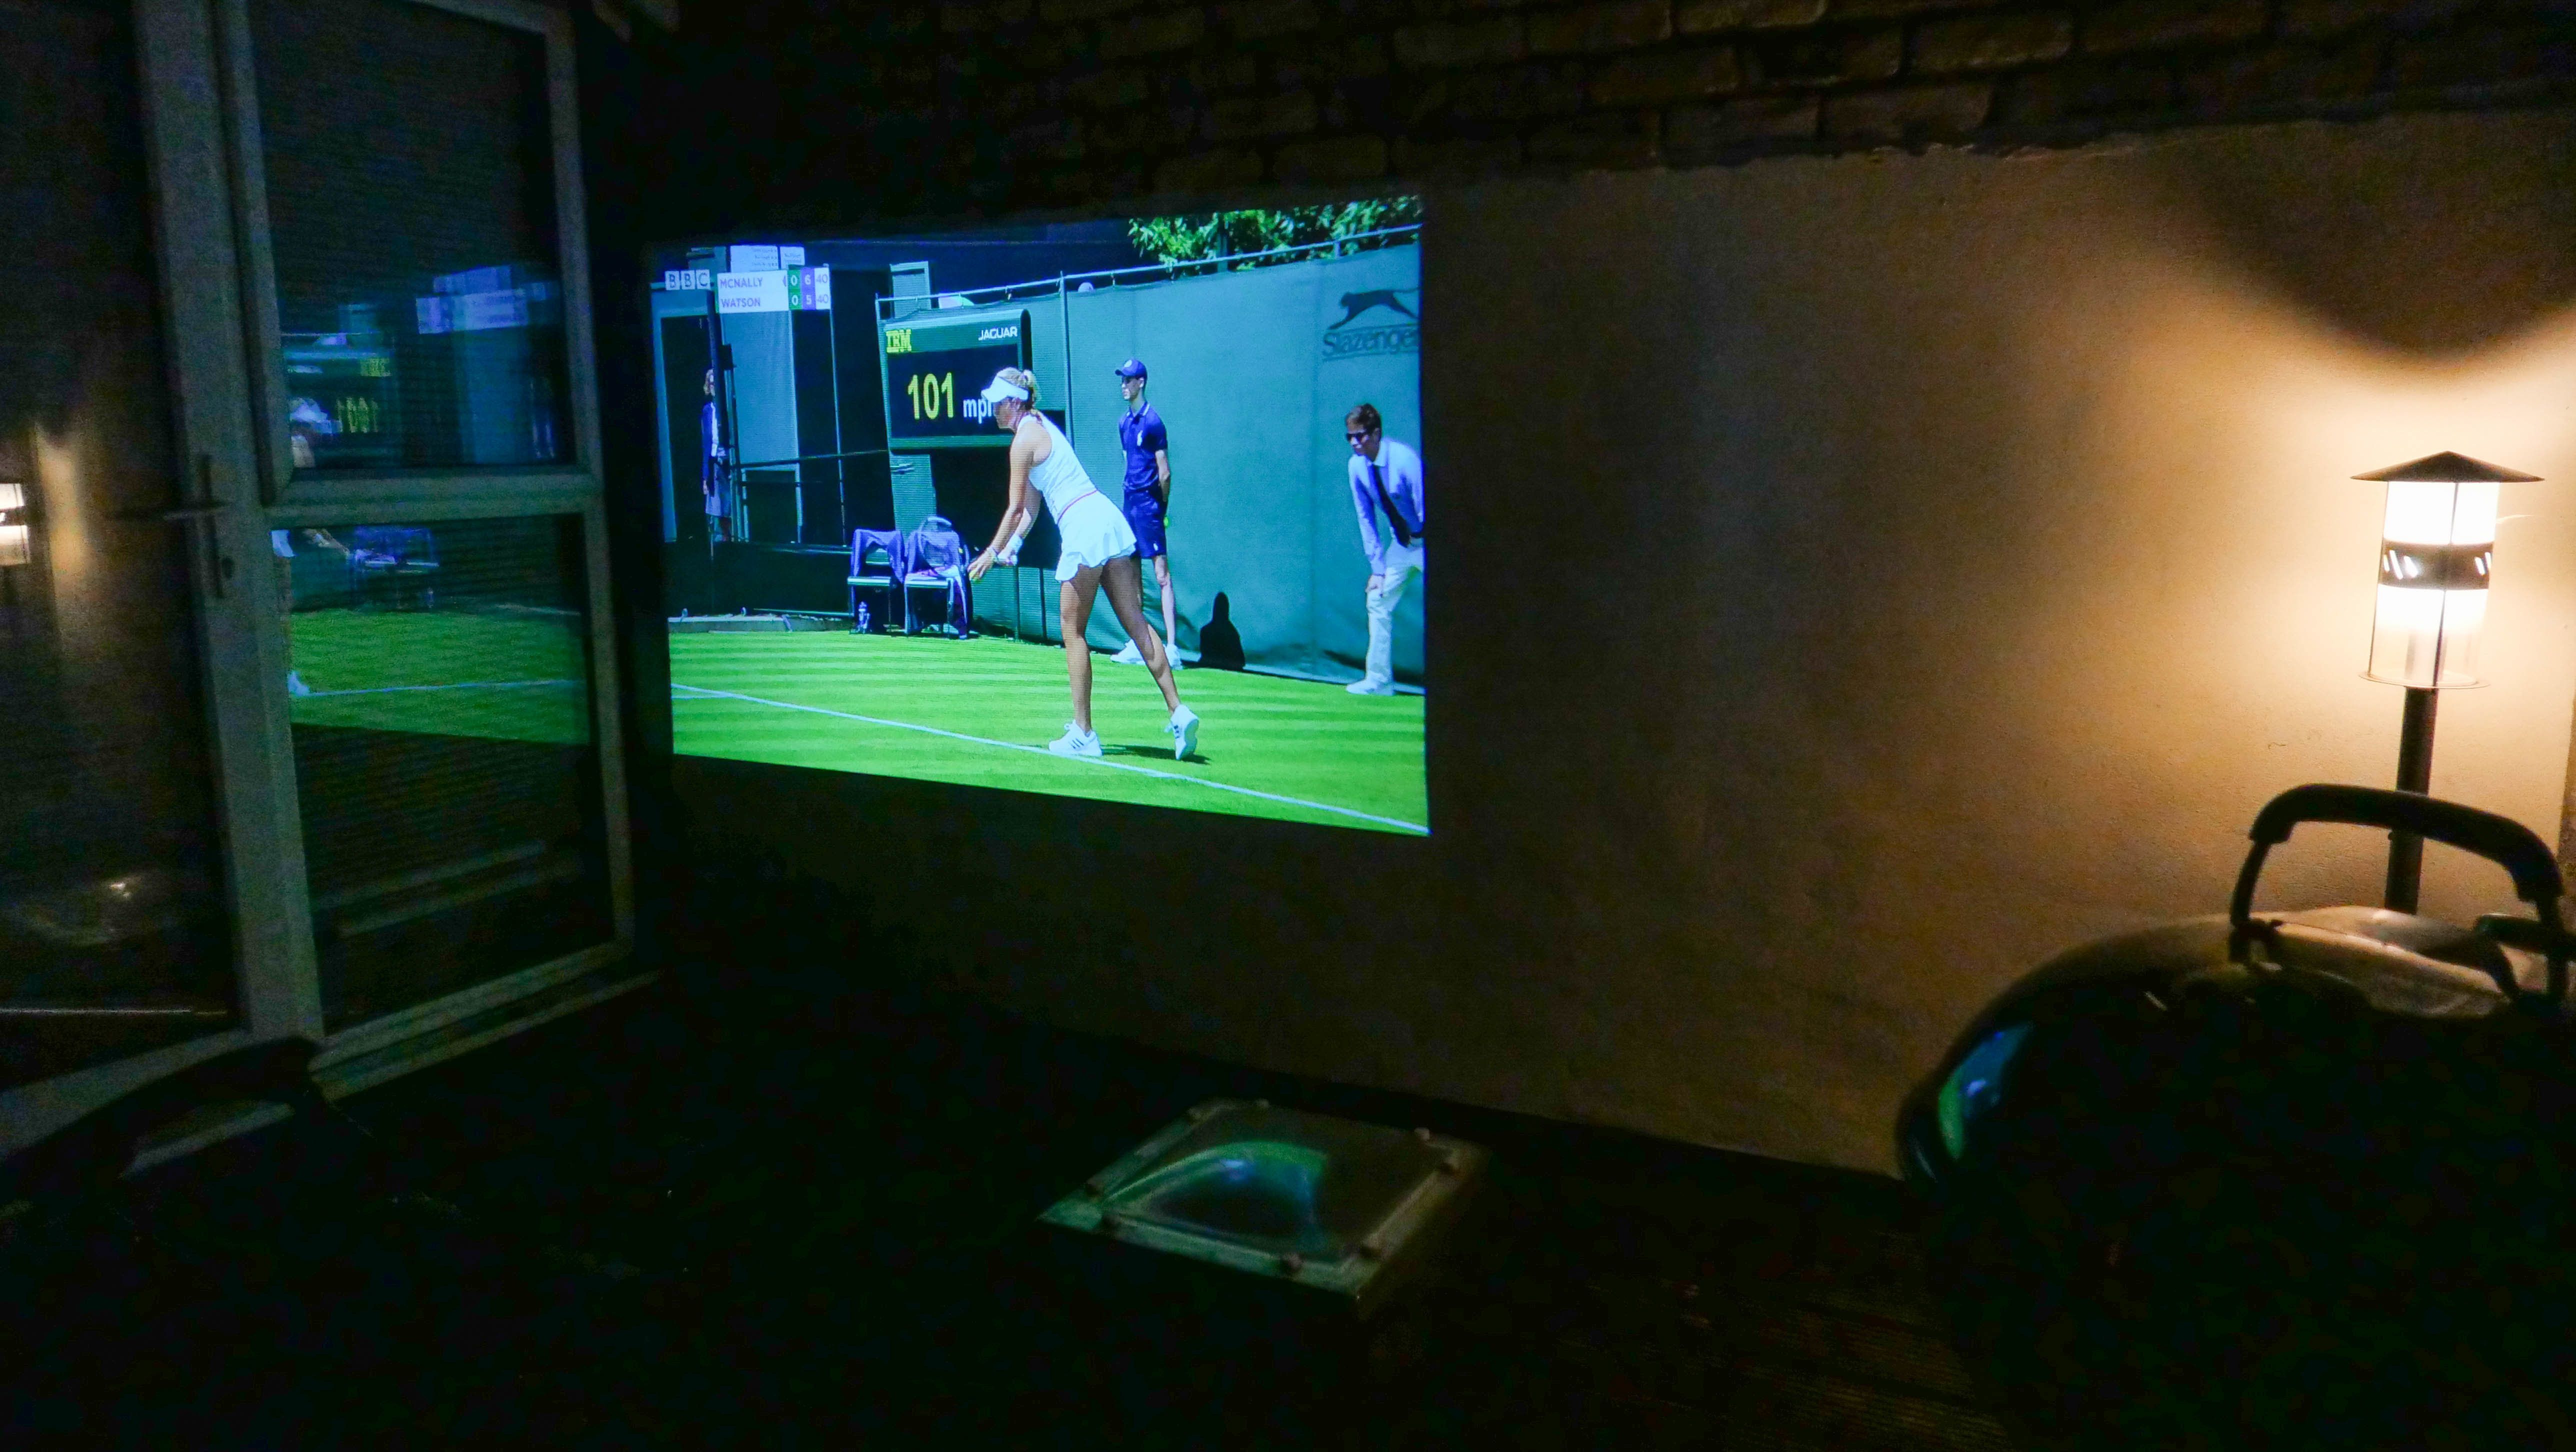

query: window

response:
[2,0,634,1160]
[246,0,573,479]
[280,514,614,1028]
[0,0,240,1095]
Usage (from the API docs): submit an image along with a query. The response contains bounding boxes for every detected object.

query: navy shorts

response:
[1122,488,1168,559]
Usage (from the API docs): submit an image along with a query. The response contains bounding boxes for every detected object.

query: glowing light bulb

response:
[2356,454,2536,690]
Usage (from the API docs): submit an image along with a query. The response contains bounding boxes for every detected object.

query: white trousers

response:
[1364,544,1422,686]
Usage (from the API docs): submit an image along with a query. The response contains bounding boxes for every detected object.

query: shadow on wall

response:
[2152,121,2576,356]
[1198,591,1245,671]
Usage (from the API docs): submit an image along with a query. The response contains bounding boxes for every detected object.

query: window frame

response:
[0,0,638,1166]
[268,490,636,1074]
[0,0,312,1158]
[218,0,602,511]
[216,0,634,1056]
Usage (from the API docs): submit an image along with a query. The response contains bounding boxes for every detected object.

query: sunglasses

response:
[1345,430,1376,442]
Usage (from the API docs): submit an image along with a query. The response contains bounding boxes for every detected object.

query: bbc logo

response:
[663,268,714,291]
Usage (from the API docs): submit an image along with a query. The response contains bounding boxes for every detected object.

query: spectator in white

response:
[1343,402,1422,696]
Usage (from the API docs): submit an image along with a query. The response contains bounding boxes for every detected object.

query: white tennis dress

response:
[1026,412,1136,582]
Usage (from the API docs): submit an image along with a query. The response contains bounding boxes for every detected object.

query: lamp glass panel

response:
[0,482,24,512]
[2370,584,2485,688]
[2368,479,2496,688]
[0,524,27,568]
[2380,479,2498,546]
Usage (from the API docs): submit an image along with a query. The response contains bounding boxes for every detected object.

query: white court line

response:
[670,682,1430,835]
[305,679,580,698]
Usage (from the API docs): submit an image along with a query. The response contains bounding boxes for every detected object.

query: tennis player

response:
[965,368,1200,761]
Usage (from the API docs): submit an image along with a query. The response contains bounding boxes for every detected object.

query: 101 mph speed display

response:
[882,312,1030,450]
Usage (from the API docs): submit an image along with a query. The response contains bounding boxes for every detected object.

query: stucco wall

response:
[672,106,2576,1173]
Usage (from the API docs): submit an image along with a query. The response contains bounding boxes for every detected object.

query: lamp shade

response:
[2358,453,2540,690]
[0,482,22,512]
[0,524,26,568]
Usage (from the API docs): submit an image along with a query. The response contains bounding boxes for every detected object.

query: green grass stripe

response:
[285,608,592,746]
[670,632,1428,834]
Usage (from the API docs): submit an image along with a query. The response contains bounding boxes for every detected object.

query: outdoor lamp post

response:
[2354,451,2542,912]
[0,482,26,568]
[0,482,26,646]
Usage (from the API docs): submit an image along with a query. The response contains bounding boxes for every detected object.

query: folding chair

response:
[848,528,904,633]
[900,515,974,640]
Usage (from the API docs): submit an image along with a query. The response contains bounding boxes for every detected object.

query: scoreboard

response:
[880,310,1031,450]
[281,333,402,470]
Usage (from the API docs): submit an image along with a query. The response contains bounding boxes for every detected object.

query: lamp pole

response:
[2353,451,2540,915]
[2385,686,2438,911]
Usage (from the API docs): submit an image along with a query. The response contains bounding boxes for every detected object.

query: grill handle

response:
[2231,784,2568,1004]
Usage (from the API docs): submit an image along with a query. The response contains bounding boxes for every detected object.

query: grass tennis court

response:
[286,608,591,746]
[282,610,1428,834]
[670,632,1428,834]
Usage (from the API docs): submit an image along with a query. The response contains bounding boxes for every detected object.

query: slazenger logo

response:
[1328,290,1420,330]
[978,324,1020,342]
[1322,287,1420,360]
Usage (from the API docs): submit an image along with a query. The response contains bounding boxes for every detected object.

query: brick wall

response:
[628,0,2573,226]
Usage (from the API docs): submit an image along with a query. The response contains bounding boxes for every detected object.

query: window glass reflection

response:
[2,0,238,1088]
[283,516,610,1026]
[252,0,570,473]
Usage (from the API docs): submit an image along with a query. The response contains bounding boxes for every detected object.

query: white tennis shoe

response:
[1110,640,1144,664]
[1168,706,1200,760]
[1048,723,1102,758]
[286,670,312,698]
[1345,676,1395,696]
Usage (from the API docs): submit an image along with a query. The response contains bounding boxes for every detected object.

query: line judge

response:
[1344,402,1422,696]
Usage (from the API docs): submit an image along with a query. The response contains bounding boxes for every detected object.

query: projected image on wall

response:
[650,200,1426,835]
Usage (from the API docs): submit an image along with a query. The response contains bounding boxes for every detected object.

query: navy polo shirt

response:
[1118,403,1166,494]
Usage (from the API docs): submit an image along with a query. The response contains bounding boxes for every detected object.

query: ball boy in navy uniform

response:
[1110,358,1182,669]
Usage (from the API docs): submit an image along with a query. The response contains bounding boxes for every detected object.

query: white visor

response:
[980,374,1031,406]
